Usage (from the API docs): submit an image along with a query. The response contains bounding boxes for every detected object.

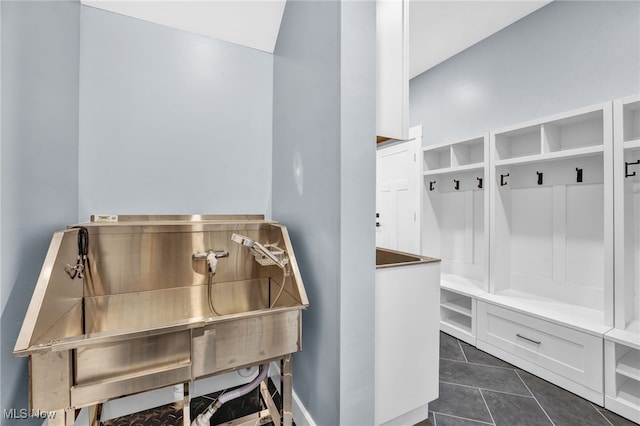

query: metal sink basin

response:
[376,247,437,268]
[14,215,308,426]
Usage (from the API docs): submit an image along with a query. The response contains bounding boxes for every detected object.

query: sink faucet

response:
[193,250,229,274]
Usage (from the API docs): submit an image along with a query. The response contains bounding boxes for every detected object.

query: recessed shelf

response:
[441,298,472,317]
[617,378,640,407]
[424,135,486,175]
[493,103,608,165]
[624,139,640,150]
[494,145,604,167]
[617,350,640,380]
[424,146,451,171]
[495,125,540,161]
[452,138,484,167]
[441,311,472,333]
[423,163,484,177]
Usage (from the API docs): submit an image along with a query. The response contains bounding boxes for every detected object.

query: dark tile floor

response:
[419,332,639,426]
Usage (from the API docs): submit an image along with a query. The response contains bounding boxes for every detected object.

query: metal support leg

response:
[281,354,293,426]
[88,404,102,426]
[65,409,76,426]
[260,380,280,425]
[49,409,67,426]
[183,382,191,426]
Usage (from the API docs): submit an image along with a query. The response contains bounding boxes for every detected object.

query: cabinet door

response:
[376,0,409,140]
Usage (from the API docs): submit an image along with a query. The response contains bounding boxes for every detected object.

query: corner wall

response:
[1,1,80,422]
[410,0,640,145]
[272,1,376,424]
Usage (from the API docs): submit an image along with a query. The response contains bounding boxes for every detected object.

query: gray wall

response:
[1,1,80,423]
[273,3,341,424]
[338,1,376,424]
[410,0,640,145]
[79,6,273,220]
[272,1,376,424]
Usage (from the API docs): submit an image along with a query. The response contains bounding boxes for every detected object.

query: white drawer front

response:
[477,302,603,391]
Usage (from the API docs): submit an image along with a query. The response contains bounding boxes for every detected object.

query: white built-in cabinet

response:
[422,135,489,344]
[422,97,640,422]
[604,94,640,423]
[376,0,409,141]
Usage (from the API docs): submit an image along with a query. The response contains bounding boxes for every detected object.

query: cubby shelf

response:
[624,139,640,150]
[617,350,640,380]
[441,312,472,333]
[605,338,640,423]
[424,135,489,347]
[441,298,472,317]
[440,287,476,344]
[423,163,484,177]
[494,145,604,167]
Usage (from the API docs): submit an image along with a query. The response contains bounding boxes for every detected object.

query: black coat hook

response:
[454,179,460,190]
[576,168,583,183]
[429,181,436,191]
[536,171,543,185]
[500,173,509,186]
[625,160,640,178]
[477,177,483,189]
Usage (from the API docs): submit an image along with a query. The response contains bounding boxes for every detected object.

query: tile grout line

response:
[431,411,494,425]
[458,339,469,363]
[515,370,556,426]
[478,389,497,426]
[590,402,615,426]
[439,380,535,399]
[442,357,520,371]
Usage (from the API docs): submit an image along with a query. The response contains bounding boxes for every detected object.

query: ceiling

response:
[81,0,551,79]
[409,1,551,78]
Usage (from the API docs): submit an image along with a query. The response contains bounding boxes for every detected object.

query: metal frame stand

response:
[210,354,293,426]
[48,355,293,426]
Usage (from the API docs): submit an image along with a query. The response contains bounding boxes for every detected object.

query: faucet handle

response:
[212,250,229,259]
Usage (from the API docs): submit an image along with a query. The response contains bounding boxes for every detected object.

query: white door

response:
[376,126,422,253]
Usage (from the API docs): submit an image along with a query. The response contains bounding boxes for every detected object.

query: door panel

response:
[376,132,421,253]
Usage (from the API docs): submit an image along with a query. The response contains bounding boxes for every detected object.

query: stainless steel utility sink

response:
[14,215,308,426]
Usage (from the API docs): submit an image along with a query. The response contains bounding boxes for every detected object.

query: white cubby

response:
[424,145,451,172]
[604,339,640,423]
[622,97,640,144]
[606,94,640,424]
[614,95,640,338]
[423,135,488,344]
[489,102,613,334]
[440,288,475,345]
[422,135,489,297]
[494,105,607,167]
[495,125,540,161]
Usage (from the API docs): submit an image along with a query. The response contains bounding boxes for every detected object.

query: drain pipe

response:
[192,364,269,426]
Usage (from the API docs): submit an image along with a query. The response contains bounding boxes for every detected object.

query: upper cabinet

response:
[376,0,409,141]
